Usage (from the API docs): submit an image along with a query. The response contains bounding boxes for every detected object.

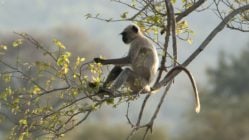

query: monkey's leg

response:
[89,66,122,89]
[103,66,123,87]
[95,66,123,96]
[111,68,134,92]
[111,68,150,95]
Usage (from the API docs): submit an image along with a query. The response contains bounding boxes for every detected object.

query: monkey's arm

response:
[94,56,130,65]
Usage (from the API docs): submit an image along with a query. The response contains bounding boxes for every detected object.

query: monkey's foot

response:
[96,87,115,96]
[88,82,99,88]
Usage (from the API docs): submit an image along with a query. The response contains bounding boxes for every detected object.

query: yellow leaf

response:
[62,65,69,74]
[19,119,28,125]
[0,45,7,50]
[187,39,193,44]
[53,39,66,49]
[120,12,128,19]
[57,52,71,66]
[80,57,85,62]
[2,73,12,83]
[92,76,100,83]
[12,39,23,47]
[32,85,41,95]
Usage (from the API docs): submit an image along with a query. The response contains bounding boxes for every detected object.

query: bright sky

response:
[0,0,248,138]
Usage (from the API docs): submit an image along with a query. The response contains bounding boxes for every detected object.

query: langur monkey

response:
[94,24,159,94]
[94,24,200,113]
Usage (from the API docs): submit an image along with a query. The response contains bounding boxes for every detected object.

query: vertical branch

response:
[154,0,172,84]
[167,0,177,67]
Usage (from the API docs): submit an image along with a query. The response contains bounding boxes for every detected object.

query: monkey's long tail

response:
[172,66,201,113]
[152,66,201,113]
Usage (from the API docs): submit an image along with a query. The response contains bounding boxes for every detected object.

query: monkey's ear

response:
[131,25,139,33]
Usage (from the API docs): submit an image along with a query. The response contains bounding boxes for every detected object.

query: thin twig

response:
[14,32,57,62]
[126,102,135,127]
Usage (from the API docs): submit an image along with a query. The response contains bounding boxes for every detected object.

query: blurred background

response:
[0,0,249,140]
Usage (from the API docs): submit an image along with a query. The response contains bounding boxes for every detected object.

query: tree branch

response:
[142,81,172,139]
[167,0,177,67]
[130,0,153,20]
[161,0,206,34]
[176,0,206,22]
[154,0,172,84]
[154,4,249,90]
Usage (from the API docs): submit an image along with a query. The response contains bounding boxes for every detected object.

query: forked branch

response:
[154,4,249,90]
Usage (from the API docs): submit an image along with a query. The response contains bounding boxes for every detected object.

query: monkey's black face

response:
[121,32,130,44]
[121,25,139,44]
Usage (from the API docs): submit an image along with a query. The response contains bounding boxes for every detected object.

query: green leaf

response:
[121,12,128,19]
[106,98,114,105]
[2,73,12,83]
[12,39,23,47]
[0,45,7,50]
[32,85,41,95]
[19,119,28,125]
[76,56,85,64]
[131,0,136,7]
[85,13,92,19]
[57,52,71,66]
[53,39,66,49]
[187,38,193,44]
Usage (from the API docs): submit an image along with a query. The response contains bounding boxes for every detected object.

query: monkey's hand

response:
[93,57,105,64]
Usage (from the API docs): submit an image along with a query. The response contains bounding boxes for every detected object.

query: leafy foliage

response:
[1,34,92,139]
[0,30,110,139]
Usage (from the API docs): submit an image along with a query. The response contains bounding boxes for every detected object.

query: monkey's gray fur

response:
[94,24,159,94]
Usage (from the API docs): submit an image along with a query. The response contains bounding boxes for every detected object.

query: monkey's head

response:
[120,24,141,44]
